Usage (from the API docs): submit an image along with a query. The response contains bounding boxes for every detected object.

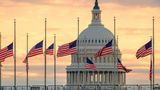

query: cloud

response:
[101,0,160,7]
[12,0,48,4]
[0,0,90,8]
[118,27,152,35]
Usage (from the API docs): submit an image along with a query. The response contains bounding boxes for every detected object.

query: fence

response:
[0,84,160,90]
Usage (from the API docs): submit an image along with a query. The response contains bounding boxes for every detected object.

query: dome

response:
[78,25,114,44]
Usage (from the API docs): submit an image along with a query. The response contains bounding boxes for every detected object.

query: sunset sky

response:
[0,0,160,86]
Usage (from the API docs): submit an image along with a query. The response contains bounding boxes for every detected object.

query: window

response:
[104,57,106,63]
[99,57,102,63]
[83,57,86,62]
[99,40,101,43]
[95,40,97,43]
[88,40,90,43]
[102,40,104,43]
[105,40,107,43]
[85,40,87,43]
[92,40,94,43]
[95,58,97,63]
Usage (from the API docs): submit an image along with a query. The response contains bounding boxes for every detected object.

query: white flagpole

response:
[150,53,152,90]
[0,32,2,90]
[54,34,57,90]
[44,18,47,90]
[152,17,155,90]
[113,16,117,90]
[77,17,80,90]
[26,33,29,90]
[14,19,17,90]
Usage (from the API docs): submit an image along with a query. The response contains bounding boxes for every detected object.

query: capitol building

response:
[66,0,126,89]
[1,0,160,90]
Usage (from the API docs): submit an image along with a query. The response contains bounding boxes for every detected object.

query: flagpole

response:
[152,17,155,90]
[14,19,17,90]
[44,18,47,90]
[117,36,118,48]
[0,32,2,90]
[150,53,152,90]
[77,17,80,90]
[54,34,56,90]
[113,16,117,90]
[26,33,29,90]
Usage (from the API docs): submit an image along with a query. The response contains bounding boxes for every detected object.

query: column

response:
[104,72,106,84]
[74,71,76,84]
[80,71,82,83]
[124,73,126,85]
[72,72,74,84]
[97,71,100,83]
[71,72,73,84]
[75,71,77,84]
[88,71,90,84]
[122,73,124,85]
[93,71,95,84]
[83,71,86,84]
[102,72,104,84]
[106,71,109,84]
[120,72,123,85]
[111,72,114,84]
[69,72,71,84]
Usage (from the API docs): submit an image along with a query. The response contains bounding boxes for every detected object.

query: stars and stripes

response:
[117,58,132,73]
[95,39,113,57]
[136,40,152,59]
[23,40,43,63]
[117,59,123,70]
[46,43,54,55]
[85,57,96,70]
[0,42,13,62]
[57,40,77,57]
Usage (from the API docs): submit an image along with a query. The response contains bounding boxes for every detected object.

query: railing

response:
[0,84,160,90]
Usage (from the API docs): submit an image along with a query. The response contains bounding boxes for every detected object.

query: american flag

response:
[136,40,152,59]
[95,39,113,57]
[23,40,43,63]
[150,58,152,81]
[117,59,123,70]
[46,43,54,55]
[0,42,13,62]
[85,57,96,70]
[57,40,77,57]
[117,58,132,73]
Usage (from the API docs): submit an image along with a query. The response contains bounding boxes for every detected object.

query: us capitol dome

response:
[66,0,126,89]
